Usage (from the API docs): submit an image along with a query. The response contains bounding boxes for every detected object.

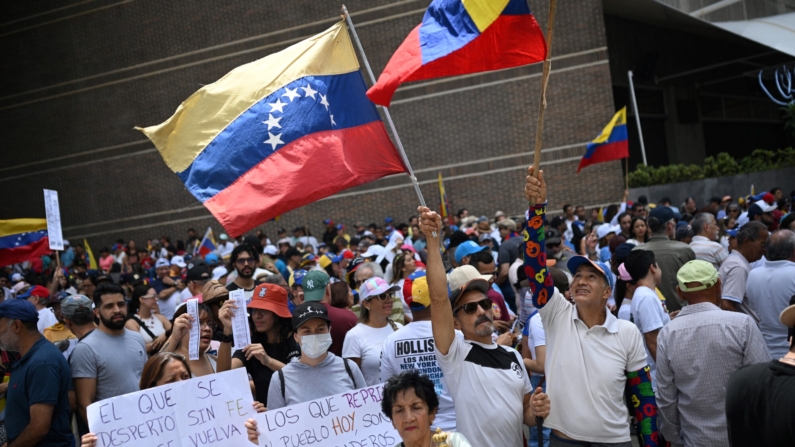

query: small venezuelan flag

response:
[577,107,629,174]
[137,22,407,238]
[367,0,547,106]
[0,219,50,267]
[196,227,217,257]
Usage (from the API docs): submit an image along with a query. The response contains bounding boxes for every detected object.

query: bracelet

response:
[219,333,234,344]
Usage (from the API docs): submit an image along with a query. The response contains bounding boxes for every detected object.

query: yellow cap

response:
[677,260,719,292]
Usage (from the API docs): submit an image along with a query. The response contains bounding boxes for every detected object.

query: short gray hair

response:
[357,262,384,279]
[767,230,795,261]
[691,213,714,236]
[737,221,767,245]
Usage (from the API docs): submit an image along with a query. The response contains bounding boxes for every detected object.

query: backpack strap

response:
[132,315,158,341]
[279,369,286,400]
[343,358,356,387]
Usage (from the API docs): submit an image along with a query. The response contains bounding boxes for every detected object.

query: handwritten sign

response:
[187,298,200,360]
[256,384,398,447]
[88,369,253,447]
[43,189,64,251]
[230,289,251,351]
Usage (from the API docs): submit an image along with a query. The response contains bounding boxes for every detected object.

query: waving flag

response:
[367,0,547,106]
[577,107,629,173]
[0,219,50,267]
[84,238,98,270]
[137,22,407,237]
[196,227,217,257]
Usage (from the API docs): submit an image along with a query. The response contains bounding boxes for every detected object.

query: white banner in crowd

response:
[87,369,252,447]
[256,384,399,447]
[43,189,64,251]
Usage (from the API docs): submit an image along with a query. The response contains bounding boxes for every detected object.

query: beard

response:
[0,333,20,352]
[473,315,495,337]
[238,266,254,279]
[100,312,127,330]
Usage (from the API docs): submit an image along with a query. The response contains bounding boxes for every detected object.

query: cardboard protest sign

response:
[43,189,64,251]
[88,369,253,447]
[256,384,399,447]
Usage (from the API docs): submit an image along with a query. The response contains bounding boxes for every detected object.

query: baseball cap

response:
[400,243,417,253]
[567,256,612,289]
[300,253,317,267]
[403,271,430,310]
[302,270,330,302]
[345,258,364,282]
[249,284,291,318]
[596,224,620,240]
[319,254,333,269]
[494,211,505,219]
[675,226,695,241]
[289,269,308,288]
[211,266,228,281]
[61,294,94,319]
[204,253,219,265]
[219,233,229,241]
[360,245,384,259]
[155,258,170,269]
[292,301,331,329]
[332,249,354,263]
[545,228,562,245]
[201,280,229,305]
[171,256,186,268]
[447,265,491,306]
[0,299,39,323]
[324,219,333,226]
[498,219,517,231]
[16,285,50,301]
[186,263,210,282]
[263,245,279,256]
[277,238,292,246]
[454,240,488,264]
[677,260,719,292]
[359,277,399,301]
[725,228,739,238]
[478,233,493,243]
[649,206,675,224]
[12,282,30,295]
[10,273,23,283]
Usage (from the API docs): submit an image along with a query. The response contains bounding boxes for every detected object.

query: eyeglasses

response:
[235,258,257,265]
[199,319,217,331]
[367,293,391,302]
[453,298,493,315]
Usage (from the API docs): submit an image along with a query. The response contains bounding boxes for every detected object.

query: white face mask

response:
[300,333,332,359]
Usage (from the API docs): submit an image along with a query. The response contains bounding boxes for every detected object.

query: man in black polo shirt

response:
[0,299,72,446]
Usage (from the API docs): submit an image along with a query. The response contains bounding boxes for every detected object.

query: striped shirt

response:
[656,302,770,446]
[689,236,729,269]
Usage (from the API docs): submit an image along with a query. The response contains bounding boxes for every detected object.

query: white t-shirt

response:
[524,313,546,370]
[540,288,647,443]
[618,299,632,322]
[158,290,180,321]
[379,320,458,431]
[37,308,59,333]
[342,322,402,386]
[630,286,670,391]
[435,335,531,447]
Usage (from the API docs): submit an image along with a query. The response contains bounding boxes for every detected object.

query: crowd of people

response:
[1,174,794,447]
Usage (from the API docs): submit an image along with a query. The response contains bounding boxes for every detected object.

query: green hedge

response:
[628,148,795,187]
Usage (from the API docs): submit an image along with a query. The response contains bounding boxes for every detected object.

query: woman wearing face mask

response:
[161,302,218,377]
[245,301,366,445]
[343,277,402,385]
[216,283,300,405]
[80,353,267,446]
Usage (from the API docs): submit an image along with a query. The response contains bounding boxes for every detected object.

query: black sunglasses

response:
[454,298,493,315]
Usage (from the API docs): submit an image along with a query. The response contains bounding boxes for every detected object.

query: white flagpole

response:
[628,70,648,166]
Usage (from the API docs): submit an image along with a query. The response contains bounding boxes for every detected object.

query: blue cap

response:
[385,217,393,223]
[323,219,333,225]
[649,206,675,224]
[726,228,738,238]
[290,269,308,287]
[204,253,219,264]
[0,299,39,323]
[454,240,488,264]
[567,256,614,290]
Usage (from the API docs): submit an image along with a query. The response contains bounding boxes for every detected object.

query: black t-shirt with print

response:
[233,338,301,404]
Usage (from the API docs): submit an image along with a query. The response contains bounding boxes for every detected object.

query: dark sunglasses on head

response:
[454,297,493,315]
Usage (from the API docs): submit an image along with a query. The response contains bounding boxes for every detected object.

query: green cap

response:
[302,270,330,302]
[677,260,719,292]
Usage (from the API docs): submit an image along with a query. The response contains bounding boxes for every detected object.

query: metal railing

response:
[656,0,795,21]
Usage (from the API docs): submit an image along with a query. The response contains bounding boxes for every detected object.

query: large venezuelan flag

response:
[0,219,50,267]
[367,0,547,106]
[577,107,629,173]
[137,22,407,237]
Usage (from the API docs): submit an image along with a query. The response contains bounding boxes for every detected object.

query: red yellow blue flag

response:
[577,107,629,173]
[367,0,547,106]
[196,227,217,257]
[137,22,407,237]
[0,219,50,267]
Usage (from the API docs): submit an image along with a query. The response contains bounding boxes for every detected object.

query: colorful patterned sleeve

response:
[627,366,660,447]
[522,202,554,310]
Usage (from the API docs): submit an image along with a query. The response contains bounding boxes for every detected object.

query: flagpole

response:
[628,70,648,166]
[530,0,559,184]
[342,5,435,236]
[625,157,629,191]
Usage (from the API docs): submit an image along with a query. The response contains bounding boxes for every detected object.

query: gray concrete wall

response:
[629,167,795,207]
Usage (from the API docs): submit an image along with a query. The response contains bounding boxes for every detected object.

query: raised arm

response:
[627,366,660,447]
[522,167,554,310]
[418,207,456,356]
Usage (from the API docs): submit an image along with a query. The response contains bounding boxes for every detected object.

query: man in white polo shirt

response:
[417,205,550,447]
[520,166,660,447]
